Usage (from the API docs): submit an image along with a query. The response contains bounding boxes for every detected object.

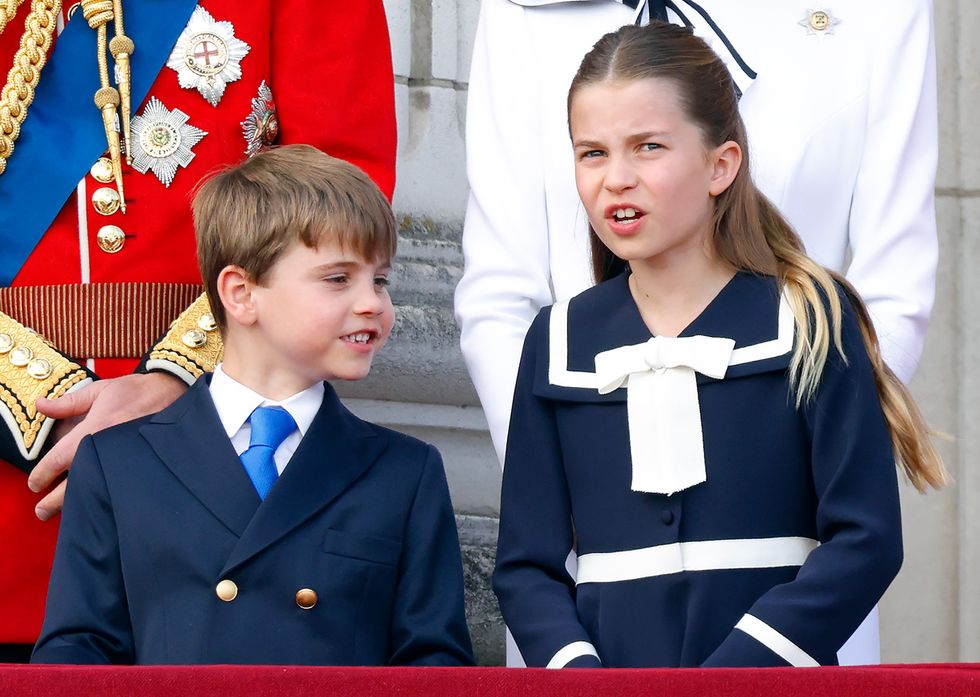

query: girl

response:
[492,21,946,669]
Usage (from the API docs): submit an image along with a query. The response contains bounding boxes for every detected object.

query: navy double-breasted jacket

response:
[32,378,474,666]
[493,271,902,668]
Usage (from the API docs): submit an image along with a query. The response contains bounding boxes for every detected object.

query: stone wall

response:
[356,0,979,664]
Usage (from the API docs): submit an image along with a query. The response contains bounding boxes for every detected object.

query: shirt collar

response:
[209,365,324,439]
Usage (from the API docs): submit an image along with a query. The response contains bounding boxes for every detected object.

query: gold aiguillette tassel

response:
[109,0,133,164]
[94,85,126,213]
[109,35,134,165]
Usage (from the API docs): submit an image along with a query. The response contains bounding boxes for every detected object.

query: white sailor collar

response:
[532,271,793,403]
[507,0,757,97]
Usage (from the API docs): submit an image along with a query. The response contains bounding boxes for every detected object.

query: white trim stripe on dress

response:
[735,614,820,667]
[546,641,600,669]
[576,536,818,584]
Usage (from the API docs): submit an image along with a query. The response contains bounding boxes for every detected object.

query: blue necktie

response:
[240,406,296,500]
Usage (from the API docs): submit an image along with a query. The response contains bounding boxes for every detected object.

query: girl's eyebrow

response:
[629,130,671,141]
[573,131,672,149]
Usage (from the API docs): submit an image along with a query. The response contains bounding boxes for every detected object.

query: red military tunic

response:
[0,0,396,643]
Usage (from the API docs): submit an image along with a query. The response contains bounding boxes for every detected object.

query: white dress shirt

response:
[208,364,324,475]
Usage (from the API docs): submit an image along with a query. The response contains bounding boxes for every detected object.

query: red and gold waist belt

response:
[0,283,203,360]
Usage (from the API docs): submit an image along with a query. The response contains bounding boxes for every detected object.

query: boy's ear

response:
[708,140,742,197]
[216,265,258,327]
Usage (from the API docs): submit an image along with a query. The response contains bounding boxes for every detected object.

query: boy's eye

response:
[640,142,662,152]
[374,276,391,288]
[579,149,605,160]
[324,274,349,285]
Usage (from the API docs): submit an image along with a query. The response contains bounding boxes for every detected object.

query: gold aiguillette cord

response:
[0,0,61,176]
[81,0,133,212]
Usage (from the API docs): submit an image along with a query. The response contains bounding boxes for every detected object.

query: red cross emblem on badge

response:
[193,40,221,67]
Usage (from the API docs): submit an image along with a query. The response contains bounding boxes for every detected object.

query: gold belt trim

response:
[0,282,203,359]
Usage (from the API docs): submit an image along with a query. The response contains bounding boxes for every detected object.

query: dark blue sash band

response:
[0,0,198,286]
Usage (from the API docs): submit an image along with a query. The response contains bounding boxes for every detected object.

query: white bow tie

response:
[594,335,736,495]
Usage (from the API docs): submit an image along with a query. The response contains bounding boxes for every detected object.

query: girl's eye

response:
[580,149,604,160]
[640,142,662,152]
[374,276,391,288]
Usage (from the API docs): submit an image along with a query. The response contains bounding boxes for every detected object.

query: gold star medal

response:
[798,9,841,36]
[130,98,208,187]
[166,6,251,107]
[241,81,279,158]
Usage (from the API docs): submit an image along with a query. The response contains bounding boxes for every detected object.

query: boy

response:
[31,146,474,666]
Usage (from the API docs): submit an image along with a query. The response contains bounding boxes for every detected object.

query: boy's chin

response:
[327,362,375,382]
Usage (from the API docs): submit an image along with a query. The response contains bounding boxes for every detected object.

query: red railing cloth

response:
[1,664,977,696]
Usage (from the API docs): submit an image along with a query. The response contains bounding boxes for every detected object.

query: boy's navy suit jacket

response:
[32,377,474,666]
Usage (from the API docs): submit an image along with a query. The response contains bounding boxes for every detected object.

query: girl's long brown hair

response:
[569,22,946,491]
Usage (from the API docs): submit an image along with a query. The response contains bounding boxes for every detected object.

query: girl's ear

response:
[217,265,258,327]
[708,140,742,197]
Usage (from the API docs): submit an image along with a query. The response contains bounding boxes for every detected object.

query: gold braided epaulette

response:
[145,292,223,385]
[0,310,91,460]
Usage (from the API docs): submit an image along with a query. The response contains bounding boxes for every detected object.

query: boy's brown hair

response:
[193,144,397,330]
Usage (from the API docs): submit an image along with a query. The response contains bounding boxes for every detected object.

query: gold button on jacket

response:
[215,579,238,602]
[295,588,317,610]
[91,186,122,216]
[96,225,126,253]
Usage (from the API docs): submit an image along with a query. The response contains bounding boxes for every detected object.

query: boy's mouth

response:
[342,331,376,345]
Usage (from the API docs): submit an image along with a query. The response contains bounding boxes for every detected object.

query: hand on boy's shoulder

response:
[28,372,188,520]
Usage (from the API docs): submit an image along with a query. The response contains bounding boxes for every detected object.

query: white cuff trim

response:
[546,641,599,669]
[735,614,819,667]
[145,359,198,387]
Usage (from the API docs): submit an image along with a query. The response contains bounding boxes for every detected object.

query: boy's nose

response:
[354,282,386,316]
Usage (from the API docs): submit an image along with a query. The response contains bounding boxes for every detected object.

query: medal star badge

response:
[798,9,841,36]
[130,97,208,187]
[241,81,279,158]
[167,6,251,107]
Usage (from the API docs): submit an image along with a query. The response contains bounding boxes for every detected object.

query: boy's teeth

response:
[346,333,371,344]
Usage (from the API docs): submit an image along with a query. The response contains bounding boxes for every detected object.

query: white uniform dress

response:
[455,0,938,666]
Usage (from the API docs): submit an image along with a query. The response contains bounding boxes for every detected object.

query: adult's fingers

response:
[28,420,91,496]
[35,380,109,420]
[34,479,68,522]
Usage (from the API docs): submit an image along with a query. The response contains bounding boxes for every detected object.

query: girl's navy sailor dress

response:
[493,270,903,668]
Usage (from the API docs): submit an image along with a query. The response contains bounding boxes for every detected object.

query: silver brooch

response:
[130,97,208,187]
[166,6,251,107]
[241,80,279,158]
[798,9,841,36]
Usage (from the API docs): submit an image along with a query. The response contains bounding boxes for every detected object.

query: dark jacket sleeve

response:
[387,444,474,666]
[703,290,904,667]
[492,309,602,668]
[31,435,134,664]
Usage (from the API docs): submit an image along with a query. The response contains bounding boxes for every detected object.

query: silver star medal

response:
[130,97,208,187]
[166,6,251,106]
[799,9,841,36]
